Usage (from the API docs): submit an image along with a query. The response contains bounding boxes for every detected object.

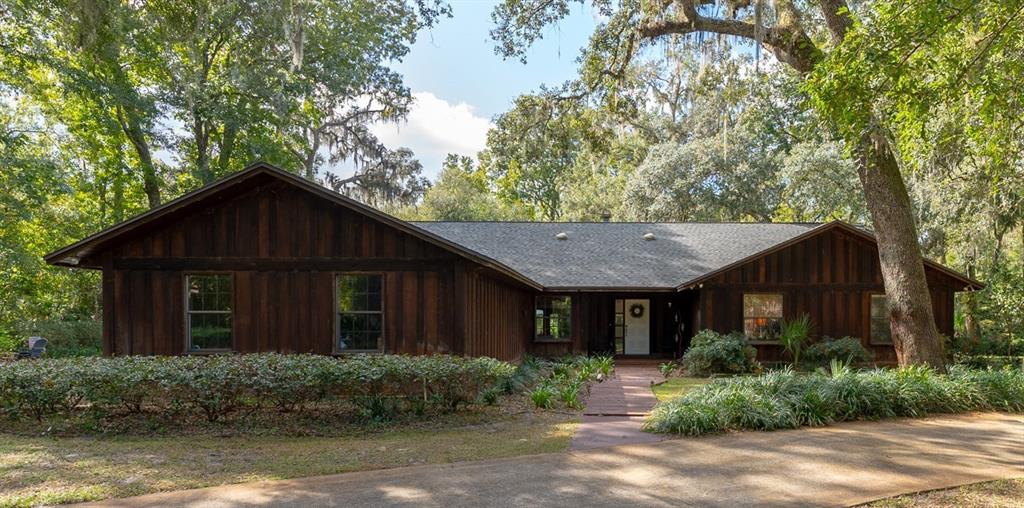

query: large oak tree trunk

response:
[858,127,945,368]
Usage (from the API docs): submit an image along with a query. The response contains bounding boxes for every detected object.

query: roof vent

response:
[643,232,656,241]
[555,232,569,240]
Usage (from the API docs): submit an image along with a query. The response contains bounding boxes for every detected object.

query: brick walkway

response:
[571,365,664,450]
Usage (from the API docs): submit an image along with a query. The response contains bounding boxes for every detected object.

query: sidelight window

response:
[535,296,572,342]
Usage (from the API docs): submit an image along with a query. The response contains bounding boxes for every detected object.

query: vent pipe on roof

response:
[600,211,611,223]
[555,232,568,240]
[643,232,655,241]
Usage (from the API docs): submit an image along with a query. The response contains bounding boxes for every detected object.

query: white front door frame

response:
[623,298,650,355]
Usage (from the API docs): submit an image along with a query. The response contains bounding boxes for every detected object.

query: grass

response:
[862,478,1024,507]
[651,377,709,402]
[0,412,576,507]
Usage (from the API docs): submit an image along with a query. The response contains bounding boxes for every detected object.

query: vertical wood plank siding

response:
[464,271,533,360]
[98,179,489,357]
[699,228,959,363]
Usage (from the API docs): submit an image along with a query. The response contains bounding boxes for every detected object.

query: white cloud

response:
[370,91,492,178]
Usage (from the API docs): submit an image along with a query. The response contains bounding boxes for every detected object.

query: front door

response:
[623,298,650,355]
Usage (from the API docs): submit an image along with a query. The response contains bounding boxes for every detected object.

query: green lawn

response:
[0,413,576,507]
[651,377,709,402]
[862,478,1024,507]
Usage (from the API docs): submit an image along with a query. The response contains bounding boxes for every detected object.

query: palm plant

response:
[779,314,812,369]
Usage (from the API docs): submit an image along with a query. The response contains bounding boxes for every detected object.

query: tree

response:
[491,0,1012,368]
[624,136,781,221]
[407,154,527,221]
[322,148,429,208]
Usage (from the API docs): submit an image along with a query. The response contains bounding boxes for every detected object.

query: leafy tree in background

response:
[492,0,1024,368]
[398,155,527,221]
[0,0,448,342]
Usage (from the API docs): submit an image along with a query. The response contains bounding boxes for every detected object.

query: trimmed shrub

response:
[643,365,1024,436]
[0,353,514,425]
[804,337,874,366]
[680,330,759,376]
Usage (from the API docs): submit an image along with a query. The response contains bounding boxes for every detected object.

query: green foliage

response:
[399,155,528,221]
[644,366,1024,436]
[13,320,102,358]
[778,315,812,368]
[0,354,514,425]
[659,361,677,378]
[680,330,760,376]
[530,386,554,409]
[805,337,874,366]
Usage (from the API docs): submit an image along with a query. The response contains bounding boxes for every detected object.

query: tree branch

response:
[638,2,820,74]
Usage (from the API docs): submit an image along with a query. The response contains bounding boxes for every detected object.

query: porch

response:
[580,290,701,359]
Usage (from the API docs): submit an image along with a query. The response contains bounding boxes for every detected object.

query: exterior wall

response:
[463,270,534,360]
[697,228,958,363]
[95,179,471,357]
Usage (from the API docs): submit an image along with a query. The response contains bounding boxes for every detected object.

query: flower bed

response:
[643,364,1024,436]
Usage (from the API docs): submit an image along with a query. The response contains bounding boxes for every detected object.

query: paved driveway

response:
[83,413,1023,508]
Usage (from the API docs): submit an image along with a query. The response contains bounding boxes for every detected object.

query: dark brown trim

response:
[114,257,456,272]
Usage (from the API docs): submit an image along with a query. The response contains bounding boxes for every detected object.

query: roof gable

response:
[44,163,542,289]
[46,162,980,292]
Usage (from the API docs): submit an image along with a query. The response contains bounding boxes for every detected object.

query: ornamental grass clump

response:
[643,364,1024,436]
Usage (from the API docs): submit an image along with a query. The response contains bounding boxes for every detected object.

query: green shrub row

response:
[803,336,874,366]
[0,354,514,423]
[643,364,1024,436]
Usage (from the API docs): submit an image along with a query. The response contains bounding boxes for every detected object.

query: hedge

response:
[0,354,514,423]
[643,364,1024,436]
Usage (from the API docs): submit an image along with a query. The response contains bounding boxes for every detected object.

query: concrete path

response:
[572,365,664,450]
[82,414,1024,508]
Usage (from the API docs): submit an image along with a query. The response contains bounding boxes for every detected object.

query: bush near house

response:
[0,353,513,426]
[643,364,1024,436]
[679,330,760,376]
[804,336,874,366]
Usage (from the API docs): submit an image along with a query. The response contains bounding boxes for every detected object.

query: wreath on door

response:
[629,303,645,318]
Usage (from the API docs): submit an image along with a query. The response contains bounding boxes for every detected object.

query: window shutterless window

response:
[336,274,384,352]
[186,274,233,352]
[535,296,571,342]
[743,293,783,341]
[870,294,892,345]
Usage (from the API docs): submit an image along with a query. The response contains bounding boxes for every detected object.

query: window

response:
[337,274,384,352]
[743,293,783,341]
[870,294,892,345]
[186,274,233,351]
[614,299,625,354]
[535,296,571,342]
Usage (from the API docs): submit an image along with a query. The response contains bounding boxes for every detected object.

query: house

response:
[46,162,981,362]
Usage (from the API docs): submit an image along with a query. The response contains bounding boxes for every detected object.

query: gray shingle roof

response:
[412,222,822,289]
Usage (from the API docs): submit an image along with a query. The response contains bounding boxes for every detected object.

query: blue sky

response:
[365,0,599,179]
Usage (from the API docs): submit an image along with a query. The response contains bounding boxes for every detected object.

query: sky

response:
[356,0,599,180]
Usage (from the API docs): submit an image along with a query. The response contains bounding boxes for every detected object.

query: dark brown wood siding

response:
[463,270,533,360]
[97,179,481,357]
[698,228,959,363]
